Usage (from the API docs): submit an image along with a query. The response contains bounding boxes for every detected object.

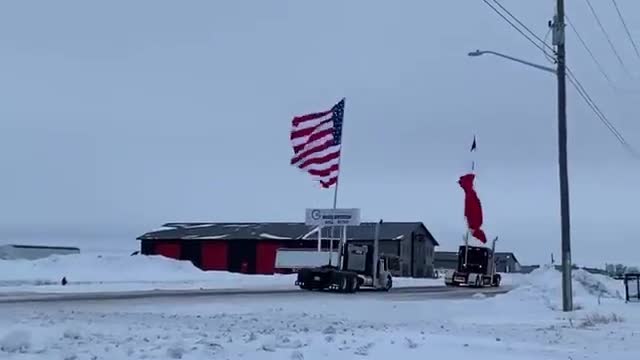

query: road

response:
[0,284,514,304]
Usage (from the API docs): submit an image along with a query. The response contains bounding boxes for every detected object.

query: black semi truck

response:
[294,220,393,293]
[444,237,501,288]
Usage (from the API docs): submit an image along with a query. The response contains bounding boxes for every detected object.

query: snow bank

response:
[1,253,220,284]
[0,254,296,293]
[500,265,625,311]
[0,253,443,294]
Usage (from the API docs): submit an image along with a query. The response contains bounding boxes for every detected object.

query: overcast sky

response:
[1,0,639,267]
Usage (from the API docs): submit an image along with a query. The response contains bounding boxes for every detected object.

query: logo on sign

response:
[305,208,361,226]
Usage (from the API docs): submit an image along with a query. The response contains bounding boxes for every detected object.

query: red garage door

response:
[154,242,181,260]
[201,242,228,271]
[256,242,281,275]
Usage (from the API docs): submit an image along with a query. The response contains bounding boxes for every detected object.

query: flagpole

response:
[329,179,338,266]
[464,135,477,266]
[330,97,346,267]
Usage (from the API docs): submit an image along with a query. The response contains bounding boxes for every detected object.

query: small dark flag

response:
[470,136,477,152]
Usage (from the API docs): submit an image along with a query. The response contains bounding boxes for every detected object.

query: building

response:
[433,251,459,272]
[0,244,80,260]
[137,222,439,277]
[434,249,521,273]
[494,252,520,273]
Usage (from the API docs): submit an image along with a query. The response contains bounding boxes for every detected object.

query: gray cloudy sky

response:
[1,0,639,266]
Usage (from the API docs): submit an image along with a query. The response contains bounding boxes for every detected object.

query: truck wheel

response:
[339,276,348,293]
[384,275,393,291]
[349,276,359,293]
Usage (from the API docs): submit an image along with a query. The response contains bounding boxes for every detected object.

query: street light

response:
[468,47,574,312]
[467,49,556,74]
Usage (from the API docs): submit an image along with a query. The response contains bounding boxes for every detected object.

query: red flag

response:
[458,173,487,243]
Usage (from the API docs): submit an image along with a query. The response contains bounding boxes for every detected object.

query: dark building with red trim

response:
[137,222,439,278]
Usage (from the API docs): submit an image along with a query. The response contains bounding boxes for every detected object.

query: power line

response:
[489,0,557,62]
[566,68,639,159]
[480,0,638,160]
[584,0,630,74]
[610,0,640,62]
[565,15,615,87]
[566,69,624,143]
[480,0,553,58]
[491,0,556,54]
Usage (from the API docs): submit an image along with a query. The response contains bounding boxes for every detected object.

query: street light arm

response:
[468,50,556,74]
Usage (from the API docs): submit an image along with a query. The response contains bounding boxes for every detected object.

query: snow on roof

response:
[148,227,178,232]
[259,233,292,240]
[182,234,229,240]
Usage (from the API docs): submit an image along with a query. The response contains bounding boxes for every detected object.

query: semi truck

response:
[275,219,393,293]
[444,237,501,288]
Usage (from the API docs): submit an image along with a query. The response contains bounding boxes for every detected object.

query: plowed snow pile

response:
[0,254,296,292]
[0,253,443,294]
[500,265,625,311]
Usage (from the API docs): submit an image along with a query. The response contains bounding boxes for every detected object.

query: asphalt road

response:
[0,284,514,304]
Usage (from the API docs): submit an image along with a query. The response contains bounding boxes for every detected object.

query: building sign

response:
[305,208,361,226]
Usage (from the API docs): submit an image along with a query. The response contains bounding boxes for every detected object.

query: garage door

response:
[154,242,181,260]
[201,242,228,271]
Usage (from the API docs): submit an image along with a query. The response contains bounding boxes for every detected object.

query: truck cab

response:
[444,244,501,288]
[294,242,393,293]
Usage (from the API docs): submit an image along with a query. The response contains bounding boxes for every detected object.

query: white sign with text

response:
[305,208,361,226]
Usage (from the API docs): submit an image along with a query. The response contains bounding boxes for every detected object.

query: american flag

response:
[290,98,345,188]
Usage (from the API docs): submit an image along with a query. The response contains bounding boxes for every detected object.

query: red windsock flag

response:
[458,173,487,243]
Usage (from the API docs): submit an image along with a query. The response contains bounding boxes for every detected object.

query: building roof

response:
[138,222,439,246]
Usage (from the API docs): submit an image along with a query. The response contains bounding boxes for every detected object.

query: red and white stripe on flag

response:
[290,99,345,188]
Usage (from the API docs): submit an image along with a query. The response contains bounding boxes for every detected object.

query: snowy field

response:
[0,266,638,360]
[0,254,443,294]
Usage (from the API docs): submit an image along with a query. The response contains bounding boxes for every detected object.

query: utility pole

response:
[553,0,573,312]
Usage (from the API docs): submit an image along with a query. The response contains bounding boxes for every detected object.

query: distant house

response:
[433,251,459,271]
[434,249,521,273]
[494,252,521,273]
[0,244,80,260]
[137,222,439,277]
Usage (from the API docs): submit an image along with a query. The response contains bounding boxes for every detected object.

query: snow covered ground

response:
[1,266,638,359]
[0,254,443,294]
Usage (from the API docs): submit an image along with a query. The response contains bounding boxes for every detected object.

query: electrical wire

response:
[489,0,557,62]
[566,68,639,159]
[610,0,640,62]
[584,0,630,74]
[565,14,615,87]
[491,0,556,54]
[480,0,553,58]
[566,69,626,144]
[480,0,639,160]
